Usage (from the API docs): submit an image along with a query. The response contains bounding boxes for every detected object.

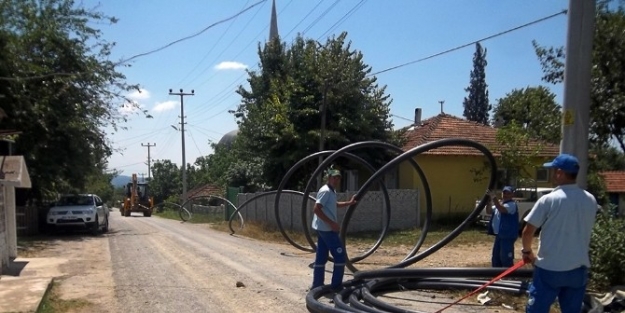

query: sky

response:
[85,0,571,177]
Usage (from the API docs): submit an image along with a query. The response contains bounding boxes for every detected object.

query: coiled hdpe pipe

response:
[299,138,502,312]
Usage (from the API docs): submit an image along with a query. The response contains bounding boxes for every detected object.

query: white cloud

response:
[127,88,151,101]
[119,101,143,115]
[153,100,178,112]
[214,61,248,71]
[119,89,151,115]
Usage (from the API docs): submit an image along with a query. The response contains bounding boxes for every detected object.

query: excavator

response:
[122,173,154,217]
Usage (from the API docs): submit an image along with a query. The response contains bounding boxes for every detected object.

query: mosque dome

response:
[218,129,239,147]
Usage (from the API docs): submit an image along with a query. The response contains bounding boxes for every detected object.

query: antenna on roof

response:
[438,100,445,114]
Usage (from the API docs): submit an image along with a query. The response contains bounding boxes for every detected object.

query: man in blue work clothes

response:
[310,167,357,292]
[522,154,597,313]
[487,185,519,267]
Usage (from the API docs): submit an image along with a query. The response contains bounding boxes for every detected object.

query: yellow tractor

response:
[122,173,154,217]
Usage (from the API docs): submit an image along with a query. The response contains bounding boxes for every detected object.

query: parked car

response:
[47,194,109,235]
[475,187,555,232]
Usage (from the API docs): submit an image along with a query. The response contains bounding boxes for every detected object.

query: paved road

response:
[108,212,314,313]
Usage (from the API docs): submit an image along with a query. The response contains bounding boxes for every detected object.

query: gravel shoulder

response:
[19,210,533,312]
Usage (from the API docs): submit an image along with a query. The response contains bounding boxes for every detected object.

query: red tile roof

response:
[187,184,225,198]
[402,114,560,156]
[600,171,625,193]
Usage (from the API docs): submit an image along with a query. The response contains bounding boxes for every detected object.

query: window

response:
[342,170,359,191]
[536,167,549,182]
[384,168,399,189]
[496,169,508,190]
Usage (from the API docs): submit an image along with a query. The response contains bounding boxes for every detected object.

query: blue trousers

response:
[311,230,346,289]
[491,235,515,267]
[526,266,588,313]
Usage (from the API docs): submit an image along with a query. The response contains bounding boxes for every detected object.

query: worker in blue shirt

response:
[487,185,519,267]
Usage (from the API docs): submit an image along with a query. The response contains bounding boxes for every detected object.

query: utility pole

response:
[438,100,445,114]
[560,0,594,189]
[169,88,195,204]
[317,83,329,189]
[139,173,146,182]
[141,142,156,180]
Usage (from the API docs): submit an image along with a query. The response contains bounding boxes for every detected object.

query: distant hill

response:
[111,175,132,188]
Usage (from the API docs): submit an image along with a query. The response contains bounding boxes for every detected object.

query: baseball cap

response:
[327,169,341,177]
[502,186,514,193]
[543,153,580,174]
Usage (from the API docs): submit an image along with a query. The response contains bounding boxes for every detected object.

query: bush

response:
[589,205,625,290]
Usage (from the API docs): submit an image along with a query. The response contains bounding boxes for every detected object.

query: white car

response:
[47,194,110,234]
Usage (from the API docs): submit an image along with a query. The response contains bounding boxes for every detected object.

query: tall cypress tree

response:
[463,42,491,125]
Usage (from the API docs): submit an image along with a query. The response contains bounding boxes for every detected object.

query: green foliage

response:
[0,0,141,202]
[148,160,181,204]
[189,138,267,192]
[589,207,625,290]
[586,143,625,204]
[463,42,491,125]
[82,170,116,203]
[472,122,545,185]
[534,2,625,151]
[495,122,544,181]
[234,32,399,189]
[492,86,561,144]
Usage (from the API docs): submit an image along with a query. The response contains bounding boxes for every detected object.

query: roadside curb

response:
[0,276,53,313]
[35,277,55,313]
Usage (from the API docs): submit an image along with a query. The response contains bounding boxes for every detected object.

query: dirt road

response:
[23,211,532,313]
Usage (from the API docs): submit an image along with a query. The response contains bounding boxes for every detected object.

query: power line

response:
[390,114,413,123]
[186,129,205,157]
[284,0,326,38]
[118,0,268,65]
[0,0,268,82]
[302,0,340,35]
[178,0,264,88]
[370,10,568,76]
[175,0,253,87]
[317,0,367,40]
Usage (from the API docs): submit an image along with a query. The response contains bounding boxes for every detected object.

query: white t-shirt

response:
[311,185,337,232]
[524,184,597,271]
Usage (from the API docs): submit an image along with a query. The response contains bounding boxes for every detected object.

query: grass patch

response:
[175,214,493,249]
[346,224,491,248]
[17,237,51,258]
[37,280,91,313]
[155,209,223,224]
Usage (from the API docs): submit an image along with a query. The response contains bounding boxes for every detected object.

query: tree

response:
[234,33,399,188]
[148,160,181,204]
[492,86,561,144]
[534,2,625,151]
[463,42,491,125]
[494,122,545,186]
[0,0,141,202]
[189,139,267,192]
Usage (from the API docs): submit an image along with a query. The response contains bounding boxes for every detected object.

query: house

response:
[398,111,559,220]
[187,184,225,203]
[0,155,31,276]
[600,171,625,216]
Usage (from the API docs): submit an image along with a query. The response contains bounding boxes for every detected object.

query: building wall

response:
[0,186,7,274]
[399,155,552,221]
[236,189,419,233]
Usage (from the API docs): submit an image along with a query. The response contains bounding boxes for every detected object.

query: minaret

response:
[269,0,279,40]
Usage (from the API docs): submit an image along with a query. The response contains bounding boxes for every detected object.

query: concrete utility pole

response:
[141,142,156,180]
[169,88,195,204]
[317,83,329,189]
[561,0,595,189]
